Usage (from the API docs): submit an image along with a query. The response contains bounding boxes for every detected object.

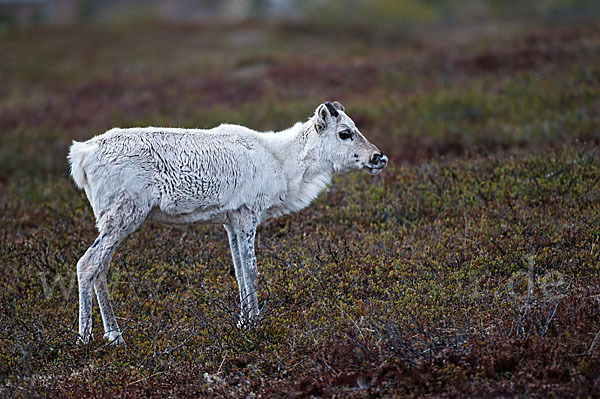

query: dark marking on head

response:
[324,101,339,118]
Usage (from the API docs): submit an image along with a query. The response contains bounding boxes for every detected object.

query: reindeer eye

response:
[338,129,353,141]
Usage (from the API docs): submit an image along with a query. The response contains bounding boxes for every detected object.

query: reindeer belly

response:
[147,205,228,225]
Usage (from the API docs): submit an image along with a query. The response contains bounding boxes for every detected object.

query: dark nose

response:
[370,153,387,166]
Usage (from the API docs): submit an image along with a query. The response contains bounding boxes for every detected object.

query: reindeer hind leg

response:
[77,192,150,344]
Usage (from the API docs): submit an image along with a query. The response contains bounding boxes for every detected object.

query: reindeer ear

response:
[315,101,338,133]
[332,101,345,112]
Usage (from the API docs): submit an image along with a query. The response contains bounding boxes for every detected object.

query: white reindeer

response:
[68,101,388,344]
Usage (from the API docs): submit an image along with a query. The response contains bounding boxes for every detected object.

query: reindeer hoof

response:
[104,331,125,345]
[77,333,93,345]
[237,312,261,329]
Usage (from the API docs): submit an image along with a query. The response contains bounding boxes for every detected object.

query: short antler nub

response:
[332,101,345,112]
[324,101,339,118]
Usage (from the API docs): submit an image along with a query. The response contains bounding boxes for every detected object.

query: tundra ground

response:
[1,15,599,398]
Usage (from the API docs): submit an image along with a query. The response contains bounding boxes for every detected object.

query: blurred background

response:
[1,0,600,27]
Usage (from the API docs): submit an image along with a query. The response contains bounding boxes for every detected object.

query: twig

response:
[216,352,227,375]
[124,371,164,388]
[587,329,600,356]
[540,300,560,337]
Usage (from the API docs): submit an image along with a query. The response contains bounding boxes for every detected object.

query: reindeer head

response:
[313,101,388,175]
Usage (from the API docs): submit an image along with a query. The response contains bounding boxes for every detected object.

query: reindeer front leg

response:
[227,209,260,324]
[237,225,260,320]
[224,224,249,316]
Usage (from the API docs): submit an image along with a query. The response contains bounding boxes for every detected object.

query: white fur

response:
[68,102,387,344]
